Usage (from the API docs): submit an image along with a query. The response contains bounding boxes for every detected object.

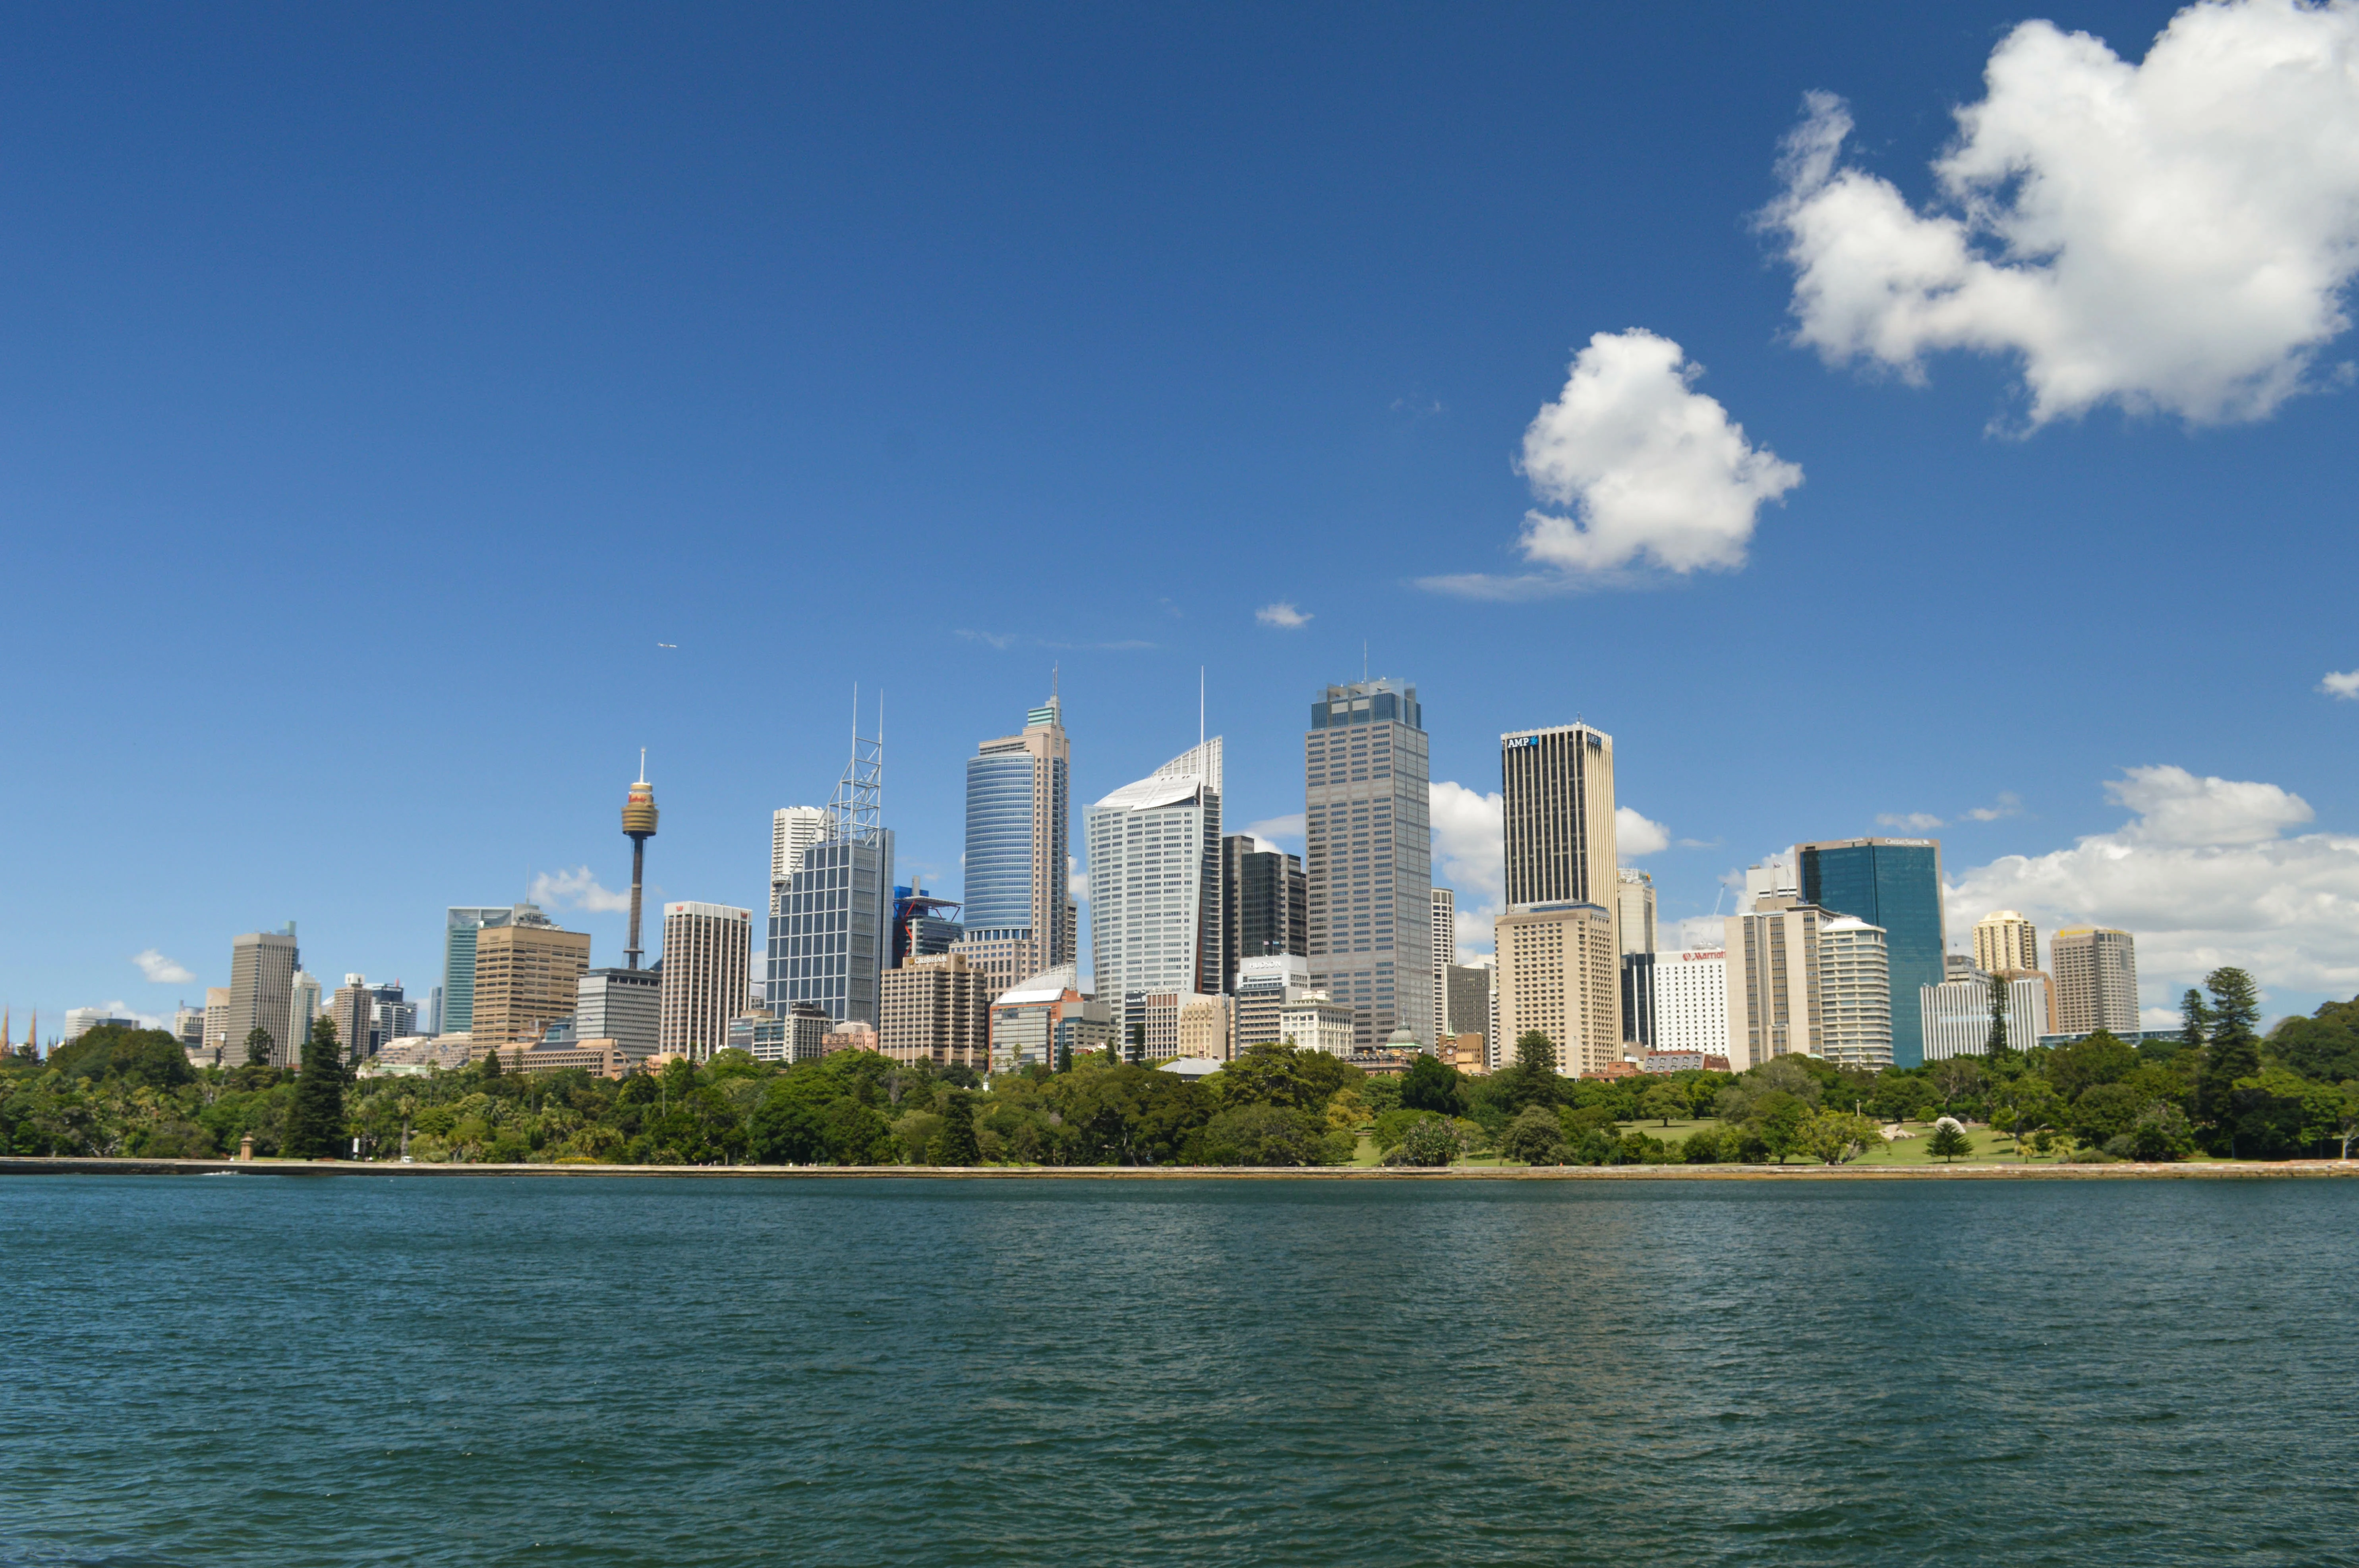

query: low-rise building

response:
[729,1003,831,1065]
[1178,994,1232,1061]
[1922,970,2053,1061]
[989,966,1113,1071]
[821,1020,879,1056]
[1277,991,1355,1056]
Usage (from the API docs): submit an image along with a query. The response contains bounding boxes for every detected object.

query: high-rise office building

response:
[2050,927,2139,1035]
[1724,897,1835,1072]
[772,806,829,884]
[576,967,661,1058]
[1922,969,2053,1060]
[661,902,752,1060]
[1973,910,2040,976]
[1443,962,1491,1044]
[1615,868,1656,958]
[287,969,322,1061]
[1796,838,1945,1069]
[1304,679,1433,1049]
[203,987,231,1064]
[1221,834,1307,993]
[1494,901,1618,1076]
[1620,951,1655,1050]
[62,1008,137,1042]
[330,976,375,1064]
[424,985,443,1037]
[893,885,965,969]
[879,951,991,1070]
[470,919,592,1050]
[1087,738,1224,1013]
[1233,954,1313,1051]
[443,905,547,1036]
[1429,887,1456,1045]
[1502,723,1618,912]
[1655,947,1729,1059]
[951,693,1071,1002]
[228,925,301,1068]
[369,981,414,1054]
[1815,917,1893,1070]
[767,714,894,1027]
[173,1002,207,1051]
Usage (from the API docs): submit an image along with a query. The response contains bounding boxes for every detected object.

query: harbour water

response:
[3,1174,2354,1565]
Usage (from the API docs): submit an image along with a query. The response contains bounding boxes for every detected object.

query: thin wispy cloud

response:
[1422,329,1800,597]
[1877,812,1945,831]
[1764,2,2359,428]
[132,948,195,985]
[957,629,1155,652]
[1964,792,2023,823]
[1243,813,1306,842]
[1255,602,1311,629]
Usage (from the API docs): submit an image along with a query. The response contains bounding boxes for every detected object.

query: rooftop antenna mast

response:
[829,682,884,845]
[1199,666,1205,750]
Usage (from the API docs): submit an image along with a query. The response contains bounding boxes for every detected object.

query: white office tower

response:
[1654,947,1729,1059]
[1233,954,1313,1050]
[1086,737,1223,1035]
[661,902,752,1060]
[1815,916,1894,1070]
[772,806,830,885]
[287,969,323,1059]
[1973,910,2039,976]
[767,709,894,1028]
[1614,868,1656,958]
[1494,901,1619,1076]
[1305,679,1434,1050]
[1429,886,1455,1045]
[577,967,662,1058]
[2050,927,2139,1035]
[1922,970,2053,1061]
[1743,854,1799,905]
[1724,897,1831,1072]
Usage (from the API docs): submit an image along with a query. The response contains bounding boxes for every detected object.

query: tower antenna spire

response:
[1199,666,1204,750]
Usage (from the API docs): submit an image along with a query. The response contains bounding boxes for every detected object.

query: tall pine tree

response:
[930,1093,981,1166]
[2181,988,2212,1053]
[1985,972,2011,1058]
[282,1018,348,1159]
[2196,967,2260,1157]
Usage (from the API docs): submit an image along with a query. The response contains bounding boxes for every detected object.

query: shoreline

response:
[3,1156,2354,1181]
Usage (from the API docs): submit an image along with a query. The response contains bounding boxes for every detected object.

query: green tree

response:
[481,1043,504,1080]
[930,1093,981,1165]
[2268,998,2359,1083]
[1985,972,2011,1058]
[1637,1079,1685,1127]
[2181,987,2212,1052]
[1400,1053,1466,1116]
[2048,1031,2138,1101]
[1997,1080,2062,1161]
[1927,1120,1974,1162]
[2128,1101,2194,1162]
[281,1018,347,1159]
[1802,1108,1879,1164]
[1381,1117,1463,1166]
[1500,1103,1568,1164]
[1198,1103,1337,1166]
[1056,1042,1073,1074]
[243,1026,274,1070]
[2197,967,2261,1154]
[1753,1091,1810,1164]
[2333,1081,2359,1161]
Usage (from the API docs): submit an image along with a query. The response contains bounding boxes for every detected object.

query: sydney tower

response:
[622,756,659,969]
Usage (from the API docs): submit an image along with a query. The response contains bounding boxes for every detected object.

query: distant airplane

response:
[657,643,677,649]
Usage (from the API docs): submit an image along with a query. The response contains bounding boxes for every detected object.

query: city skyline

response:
[8,2,2359,1034]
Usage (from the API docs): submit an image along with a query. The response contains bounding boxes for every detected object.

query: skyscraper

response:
[879,950,991,1070]
[1221,833,1306,991]
[287,969,322,1062]
[330,976,375,1064]
[1428,887,1455,1045]
[1655,946,1729,1060]
[622,761,659,969]
[950,692,1071,1002]
[576,966,661,1057]
[470,919,592,1050]
[1494,901,1618,1076]
[772,806,829,884]
[660,902,752,1060]
[227,925,300,1068]
[1615,868,1655,1047]
[1498,721,1619,1050]
[1796,837,1945,1069]
[766,709,894,1027]
[1305,678,1433,1049]
[369,980,414,1053]
[443,905,537,1036]
[1973,910,2040,975]
[2050,926,2140,1034]
[1724,897,1834,1072]
[1815,916,1893,1070]
[1087,738,1223,1012]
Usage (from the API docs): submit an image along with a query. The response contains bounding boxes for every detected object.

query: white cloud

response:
[1965,793,2024,823]
[132,948,195,985]
[1662,915,1729,953]
[1421,330,1801,595]
[1255,602,1312,628]
[1949,764,2359,1000]
[1766,2,2359,428]
[1244,813,1306,843]
[1431,781,1506,959]
[2321,670,2359,700]
[1616,807,1670,857]
[1878,812,1946,831]
[529,866,634,914]
[98,1000,164,1029]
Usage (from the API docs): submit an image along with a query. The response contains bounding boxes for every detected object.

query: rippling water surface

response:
[3,1174,2355,1566]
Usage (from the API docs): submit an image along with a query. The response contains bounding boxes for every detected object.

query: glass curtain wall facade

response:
[1304,679,1433,1050]
[951,695,1072,1001]
[767,835,895,1027]
[1797,838,1945,1069]
[1085,740,1223,1016]
[441,906,515,1036]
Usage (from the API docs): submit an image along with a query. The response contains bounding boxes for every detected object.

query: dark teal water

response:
[3,1176,2355,1566]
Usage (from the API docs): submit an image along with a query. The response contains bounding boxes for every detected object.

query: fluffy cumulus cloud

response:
[132,948,195,985]
[2321,670,2359,699]
[1949,764,2359,1001]
[1422,330,1801,595]
[1766,1,2359,427]
[1430,784,1671,956]
[529,866,634,915]
[1616,807,1670,857]
[1255,602,1311,628]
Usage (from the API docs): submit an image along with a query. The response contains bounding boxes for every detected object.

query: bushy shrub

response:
[1381,1117,1465,1166]
[1500,1104,1568,1165]
[2129,1102,2194,1162]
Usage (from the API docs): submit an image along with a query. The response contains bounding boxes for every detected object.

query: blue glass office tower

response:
[950,694,1071,1000]
[1798,838,1945,1069]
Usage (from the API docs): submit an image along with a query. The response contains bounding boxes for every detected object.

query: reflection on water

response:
[3,1176,2354,1565]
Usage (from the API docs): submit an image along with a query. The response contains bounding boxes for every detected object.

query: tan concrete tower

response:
[623,752,659,970]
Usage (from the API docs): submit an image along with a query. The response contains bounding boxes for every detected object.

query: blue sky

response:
[6,0,2357,1035]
